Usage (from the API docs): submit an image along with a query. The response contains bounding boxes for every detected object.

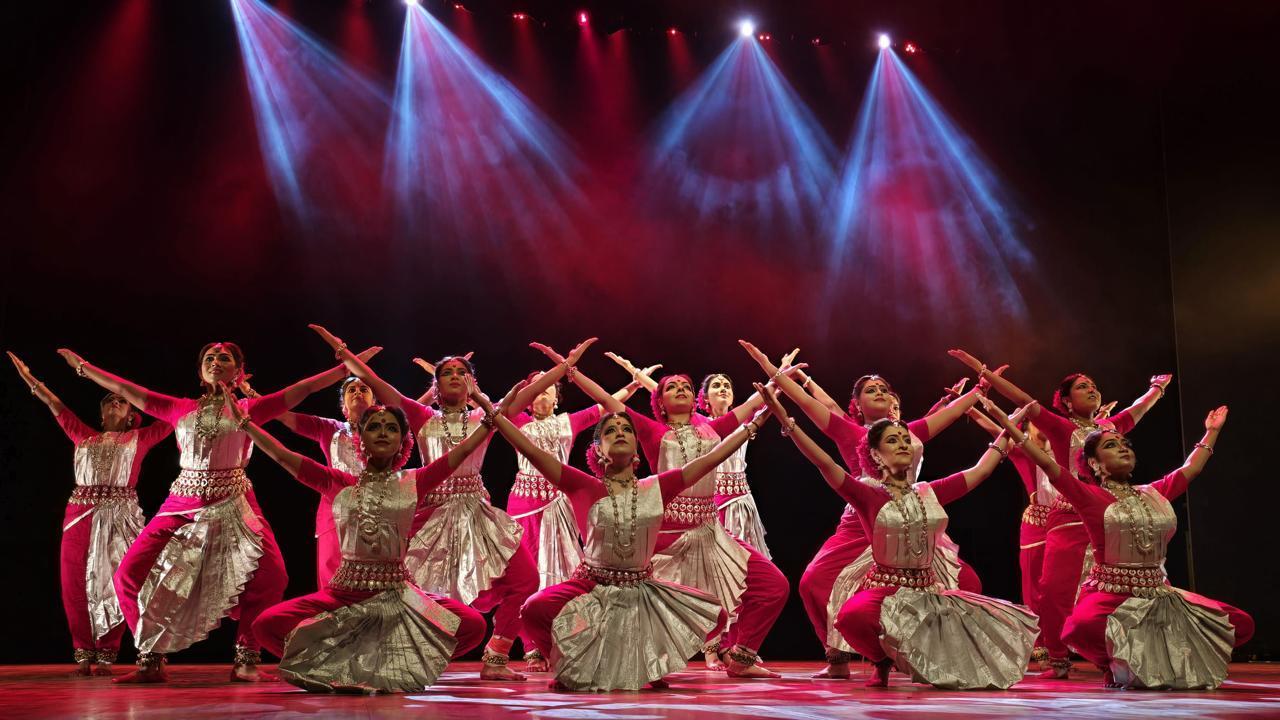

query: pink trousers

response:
[1037,509,1089,661]
[832,586,900,663]
[252,586,487,660]
[61,504,126,653]
[113,492,288,652]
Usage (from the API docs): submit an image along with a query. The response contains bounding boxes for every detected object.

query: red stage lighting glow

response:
[578,11,588,25]
[758,33,771,41]
[453,3,464,9]
[668,27,679,36]
[905,42,918,54]
[812,37,822,46]
[512,12,528,21]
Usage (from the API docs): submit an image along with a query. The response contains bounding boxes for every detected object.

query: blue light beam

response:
[645,37,838,243]
[384,5,586,253]
[229,0,389,231]
[826,50,1036,332]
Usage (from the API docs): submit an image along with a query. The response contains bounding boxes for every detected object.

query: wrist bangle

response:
[769,369,785,382]
[780,417,797,437]
[564,363,578,381]
[1015,434,1029,447]
[76,360,89,378]
[801,376,813,390]
[1193,441,1213,455]
[236,416,251,431]
[29,383,41,395]
[481,411,497,429]
[745,421,760,440]
[987,442,1008,460]
[334,343,348,360]
[1150,383,1165,398]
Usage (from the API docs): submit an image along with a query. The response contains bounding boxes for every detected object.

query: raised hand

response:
[603,351,639,376]
[566,337,599,366]
[308,324,344,351]
[947,348,985,373]
[8,352,37,386]
[57,348,86,371]
[499,379,530,415]
[779,347,801,369]
[1151,373,1173,391]
[946,377,969,398]
[738,340,777,374]
[219,381,249,425]
[1205,405,1228,431]
[412,357,436,375]
[755,382,788,420]
[637,363,662,380]
[356,347,382,363]
[530,342,567,365]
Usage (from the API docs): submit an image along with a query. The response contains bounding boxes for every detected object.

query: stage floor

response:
[2,661,1278,719]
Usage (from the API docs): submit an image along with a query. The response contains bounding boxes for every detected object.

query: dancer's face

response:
[531,384,558,417]
[599,415,637,462]
[872,425,914,474]
[100,394,134,431]
[705,375,733,413]
[661,377,695,415]
[200,344,241,387]
[1066,376,1101,416]
[342,380,374,422]
[856,379,893,421]
[1090,431,1136,479]
[360,410,404,463]
[436,360,472,404]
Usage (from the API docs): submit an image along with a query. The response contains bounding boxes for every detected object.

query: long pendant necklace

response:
[194,393,225,440]
[87,432,122,481]
[882,479,929,558]
[439,407,468,449]
[604,472,640,559]
[1102,479,1156,553]
[354,468,394,551]
[667,421,705,467]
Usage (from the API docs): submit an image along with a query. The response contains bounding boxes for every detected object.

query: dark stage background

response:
[2,1,1277,663]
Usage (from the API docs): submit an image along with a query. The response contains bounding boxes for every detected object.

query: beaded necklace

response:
[878,477,930,558]
[86,432,122,481]
[666,419,707,467]
[354,468,396,552]
[1101,479,1157,553]
[439,406,469,449]
[193,393,226,440]
[603,471,640,559]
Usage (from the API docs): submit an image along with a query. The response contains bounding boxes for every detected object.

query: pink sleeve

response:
[290,414,341,444]
[558,465,607,536]
[1105,409,1137,435]
[625,408,667,468]
[657,468,688,504]
[1046,465,1101,511]
[825,414,867,469]
[1008,448,1038,497]
[928,472,971,506]
[246,389,288,424]
[1148,469,1190,501]
[143,393,196,425]
[569,406,603,436]
[511,412,533,429]
[401,399,435,435]
[1035,409,1077,468]
[136,421,174,452]
[906,416,932,443]
[297,457,352,499]
[707,411,742,439]
[834,474,886,526]
[53,408,97,444]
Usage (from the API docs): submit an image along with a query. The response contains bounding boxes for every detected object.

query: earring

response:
[595,444,608,467]
[631,454,641,471]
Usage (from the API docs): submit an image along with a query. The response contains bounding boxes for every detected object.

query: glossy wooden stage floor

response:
[3,662,1278,719]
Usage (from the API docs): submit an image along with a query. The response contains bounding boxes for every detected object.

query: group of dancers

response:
[9,326,1254,693]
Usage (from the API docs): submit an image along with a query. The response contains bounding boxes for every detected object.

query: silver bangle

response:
[1193,441,1213,455]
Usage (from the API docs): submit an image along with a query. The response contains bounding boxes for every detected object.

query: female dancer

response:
[499,352,655,670]
[277,374,378,589]
[739,340,985,677]
[701,373,771,558]
[948,348,1170,678]
[988,401,1253,689]
[10,352,172,676]
[497,393,772,690]
[231,388,496,693]
[759,385,1039,689]
[310,326,588,679]
[57,341,369,683]
[548,349,788,678]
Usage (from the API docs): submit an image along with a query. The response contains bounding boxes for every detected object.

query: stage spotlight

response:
[405,0,419,6]
[904,42,918,54]
[738,19,755,38]
[877,33,891,49]
[668,27,679,36]
[758,33,771,41]
[513,12,528,21]
[811,37,822,46]
[578,11,588,25]
[453,3,464,8]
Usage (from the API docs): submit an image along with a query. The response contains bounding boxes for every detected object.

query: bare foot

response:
[864,661,891,688]
[811,662,851,679]
[1102,669,1123,689]
[230,664,279,682]
[726,661,782,679]
[647,678,669,690]
[704,652,725,671]
[525,655,549,673]
[1037,663,1071,680]
[113,666,168,684]
[92,664,117,677]
[547,678,571,691]
[70,661,93,678]
[480,664,527,682]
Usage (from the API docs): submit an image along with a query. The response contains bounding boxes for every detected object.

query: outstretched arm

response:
[948,349,1041,418]
[272,346,382,412]
[604,352,661,393]
[758,383,849,493]
[9,352,66,416]
[920,384,987,439]
[1116,374,1172,426]
[505,338,598,416]
[983,397,1060,477]
[740,340,833,430]
[533,343,627,414]
[1178,405,1225,483]
[676,405,771,490]
[221,386,306,477]
[310,324,410,407]
[56,349,157,411]
[793,369,846,417]
[444,389,496,469]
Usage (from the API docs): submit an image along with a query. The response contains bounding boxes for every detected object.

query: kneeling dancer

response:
[237,393,492,693]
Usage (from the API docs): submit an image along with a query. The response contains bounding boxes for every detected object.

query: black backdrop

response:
[2,0,1277,664]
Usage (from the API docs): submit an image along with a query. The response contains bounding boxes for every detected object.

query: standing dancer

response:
[498,399,771,690]
[739,340,984,678]
[276,374,378,589]
[553,349,788,678]
[949,349,1170,678]
[759,385,1039,688]
[988,401,1253,689]
[10,353,172,676]
[233,391,496,693]
[310,326,583,679]
[57,342,367,683]
[499,353,654,670]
